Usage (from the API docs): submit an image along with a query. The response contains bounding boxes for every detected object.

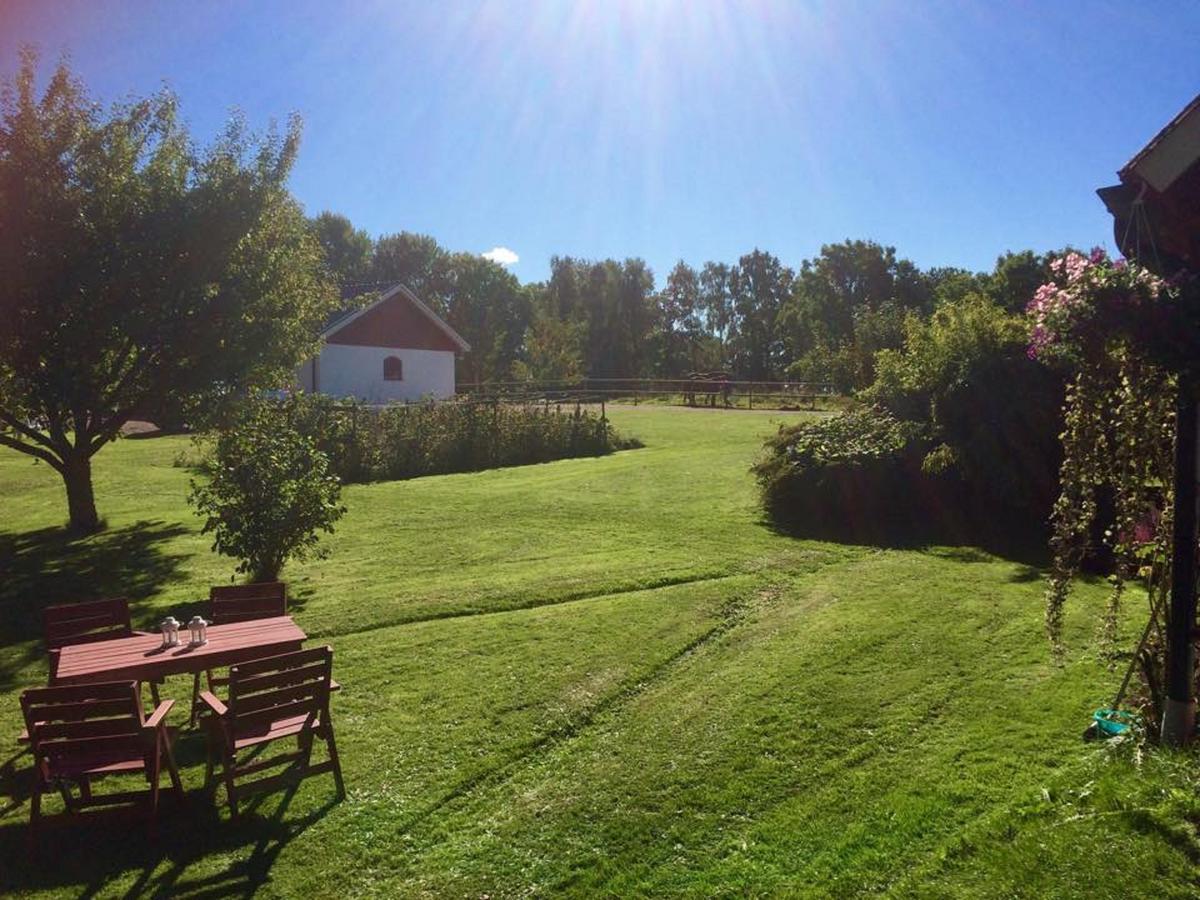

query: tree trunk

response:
[62,452,100,534]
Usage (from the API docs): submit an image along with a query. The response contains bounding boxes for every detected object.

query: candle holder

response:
[159,616,180,648]
[187,615,209,646]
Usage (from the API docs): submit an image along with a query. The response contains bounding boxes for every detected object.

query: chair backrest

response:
[43,598,135,651]
[209,582,287,626]
[227,646,333,733]
[21,681,145,766]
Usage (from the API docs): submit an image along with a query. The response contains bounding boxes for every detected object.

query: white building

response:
[297,283,470,403]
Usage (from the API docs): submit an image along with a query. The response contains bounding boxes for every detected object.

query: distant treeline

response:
[310,212,1051,392]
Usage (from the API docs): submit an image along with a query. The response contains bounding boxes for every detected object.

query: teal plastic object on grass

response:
[1093,708,1138,737]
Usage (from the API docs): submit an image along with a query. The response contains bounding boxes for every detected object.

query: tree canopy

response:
[0,51,336,531]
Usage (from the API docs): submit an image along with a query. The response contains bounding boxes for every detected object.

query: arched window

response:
[383,356,403,381]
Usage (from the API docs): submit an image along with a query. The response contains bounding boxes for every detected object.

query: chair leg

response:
[203,734,215,794]
[148,750,161,839]
[57,779,74,812]
[189,672,202,728]
[78,774,92,801]
[149,680,161,706]
[223,752,240,819]
[28,778,42,851]
[161,730,184,801]
[323,717,346,799]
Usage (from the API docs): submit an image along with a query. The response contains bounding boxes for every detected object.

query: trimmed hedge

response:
[281,394,638,484]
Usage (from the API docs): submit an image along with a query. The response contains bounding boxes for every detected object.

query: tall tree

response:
[309,210,373,285]
[728,250,793,380]
[0,52,336,531]
[370,231,448,303]
[439,253,531,383]
[538,257,656,379]
[987,250,1048,313]
[654,261,705,375]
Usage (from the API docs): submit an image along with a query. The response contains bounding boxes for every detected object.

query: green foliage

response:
[512,315,585,382]
[0,50,336,531]
[1033,256,1181,729]
[753,408,931,538]
[862,293,1063,519]
[280,392,636,484]
[987,250,1049,313]
[538,256,657,379]
[189,397,346,581]
[786,341,876,394]
[308,210,373,284]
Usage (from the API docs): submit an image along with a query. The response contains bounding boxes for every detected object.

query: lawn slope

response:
[1,407,1196,898]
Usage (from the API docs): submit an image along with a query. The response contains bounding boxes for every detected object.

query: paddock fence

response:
[455,377,840,412]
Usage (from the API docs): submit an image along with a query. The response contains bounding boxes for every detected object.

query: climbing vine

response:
[1029,249,1184,725]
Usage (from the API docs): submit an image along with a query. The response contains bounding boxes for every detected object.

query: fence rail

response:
[456,378,839,411]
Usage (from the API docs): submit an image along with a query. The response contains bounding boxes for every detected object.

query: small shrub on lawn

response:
[189,398,346,581]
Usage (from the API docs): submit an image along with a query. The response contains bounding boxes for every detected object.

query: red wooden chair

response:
[20,681,182,846]
[198,645,344,817]
[189,582,288,727]
[42,597,161,700]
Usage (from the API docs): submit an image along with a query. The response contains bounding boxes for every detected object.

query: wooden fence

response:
[456,378,838,411]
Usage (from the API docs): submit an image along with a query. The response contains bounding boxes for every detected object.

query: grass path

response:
[1,408,1197,897]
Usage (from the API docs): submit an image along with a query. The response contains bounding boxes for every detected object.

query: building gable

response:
[325,286,468,353]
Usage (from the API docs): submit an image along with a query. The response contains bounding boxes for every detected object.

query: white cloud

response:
[482,246,519,266]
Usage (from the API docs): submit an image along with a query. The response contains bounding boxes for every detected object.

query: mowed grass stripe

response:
[360,551,1130,898]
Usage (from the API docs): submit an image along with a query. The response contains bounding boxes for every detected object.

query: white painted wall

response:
[296,344,456,402]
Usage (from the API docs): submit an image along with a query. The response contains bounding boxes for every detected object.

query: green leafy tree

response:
[0,51,336,532]
[537,257,656,379]
[727,250,793,380]
[513,315,584,382]
[309,210,373,284]
[652,261,706,375]
[863,292,1062,516]
[370,231,448,302]
[189,396,346,582]
[987,250,1048,313]
[440,253,531,383]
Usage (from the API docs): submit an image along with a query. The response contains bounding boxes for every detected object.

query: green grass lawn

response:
[2,406,1198,897]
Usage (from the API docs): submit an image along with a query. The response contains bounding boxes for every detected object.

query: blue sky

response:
[2,1,1197,284]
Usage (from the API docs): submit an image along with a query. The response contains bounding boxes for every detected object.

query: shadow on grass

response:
[759,506,1052,572]
[0,778,340,899]
[0,520,191,687]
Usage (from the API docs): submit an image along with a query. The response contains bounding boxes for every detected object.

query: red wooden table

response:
[52,616,307,686]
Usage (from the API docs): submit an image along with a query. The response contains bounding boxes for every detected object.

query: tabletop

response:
[53,616,308,686]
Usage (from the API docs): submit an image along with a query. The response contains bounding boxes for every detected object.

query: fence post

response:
[601,398,606,421]
[748,384,753,410]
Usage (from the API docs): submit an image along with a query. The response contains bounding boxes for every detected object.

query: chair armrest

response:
[144,699,175,730]
[198,691,228,718]
[132,630,157,637]
[17,728,29,744]
[330,679,341,693]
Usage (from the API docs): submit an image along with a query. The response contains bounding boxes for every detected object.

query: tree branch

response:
[0,431,65,473]
[88,405,140,454]
[0,408,60,452]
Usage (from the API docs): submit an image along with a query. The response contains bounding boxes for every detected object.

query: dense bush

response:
[753,408,939,540]
[276,393,638,484]
[861,294,1063,522]
[758,294,1064,547]
[189,398,346,581]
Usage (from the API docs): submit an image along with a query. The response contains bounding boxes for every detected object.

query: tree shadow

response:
[759,496,1054,570]
[0,780,341,898]
[0,520,191,687]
